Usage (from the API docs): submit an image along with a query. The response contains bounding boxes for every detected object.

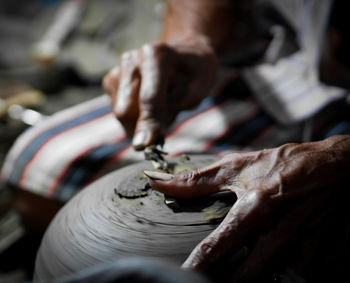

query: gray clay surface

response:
[34,155,236,281]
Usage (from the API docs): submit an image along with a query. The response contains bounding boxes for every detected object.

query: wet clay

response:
[34,155,236,282]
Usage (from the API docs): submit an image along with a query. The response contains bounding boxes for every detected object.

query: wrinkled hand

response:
[103,36,218,150]
[146,135,349,281]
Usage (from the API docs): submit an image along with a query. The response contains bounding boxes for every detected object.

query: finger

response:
[182,190,275,271]
[103,66,121,101]
[115,50,141,136]
[132,43,171,150]
[144,159,235,199]
[233,191,329,283]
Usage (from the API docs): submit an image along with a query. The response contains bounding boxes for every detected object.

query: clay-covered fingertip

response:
[144,170,174,181]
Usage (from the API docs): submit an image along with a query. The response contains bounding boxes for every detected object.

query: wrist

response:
[162,0,253,56]
[168,33,216,56]
[294,135,350,191]
[318,135,350,167]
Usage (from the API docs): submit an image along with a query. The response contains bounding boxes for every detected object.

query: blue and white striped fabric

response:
[1,74,349,203]
[1,0,350,203]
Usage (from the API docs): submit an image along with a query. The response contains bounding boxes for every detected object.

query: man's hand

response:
[103,36,218,150]
[146,135,350,281]
[102,0,251,151]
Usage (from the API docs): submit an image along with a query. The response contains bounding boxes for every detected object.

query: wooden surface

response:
[34,155,236,281]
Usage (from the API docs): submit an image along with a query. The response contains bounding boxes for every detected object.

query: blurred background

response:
[0,0,163,281]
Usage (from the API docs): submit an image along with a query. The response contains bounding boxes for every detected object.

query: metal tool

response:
[144,143,170,172]
[143,139,175,209]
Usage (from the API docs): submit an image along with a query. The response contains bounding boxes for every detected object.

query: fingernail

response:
[132,131,147,149]
[144,170,174,181]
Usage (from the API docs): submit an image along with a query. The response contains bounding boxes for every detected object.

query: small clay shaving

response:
[114,187,149,199]
[179,154,191,162]
[116,191,148,199]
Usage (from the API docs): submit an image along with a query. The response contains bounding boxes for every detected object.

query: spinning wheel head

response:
[34,154,236,281]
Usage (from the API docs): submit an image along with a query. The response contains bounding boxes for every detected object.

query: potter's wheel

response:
[35,155,236,281]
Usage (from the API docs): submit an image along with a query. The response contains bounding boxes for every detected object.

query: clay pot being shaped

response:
[34,154,236,282]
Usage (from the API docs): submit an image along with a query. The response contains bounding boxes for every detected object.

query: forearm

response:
[162,0,255,56]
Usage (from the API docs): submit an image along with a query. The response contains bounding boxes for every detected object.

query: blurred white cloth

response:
[244,0,347,124]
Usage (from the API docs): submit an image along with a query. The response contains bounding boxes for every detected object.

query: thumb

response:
[144,163,230,199]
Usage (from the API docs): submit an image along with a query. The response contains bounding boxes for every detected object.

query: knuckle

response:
[199,242,214,256]
[188,170,199,182]
[223,153,245,168]
[121,49,138,67]
[224,152,241,161]
[247,190,269,205]
[120,52,130,63]
[114,108,128,120]
[142,42,170,59]
[221,154,234,163]
[178,169,200,186]
[114,113,130,127]
[154,44,172,61]
[153,42,169,54]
